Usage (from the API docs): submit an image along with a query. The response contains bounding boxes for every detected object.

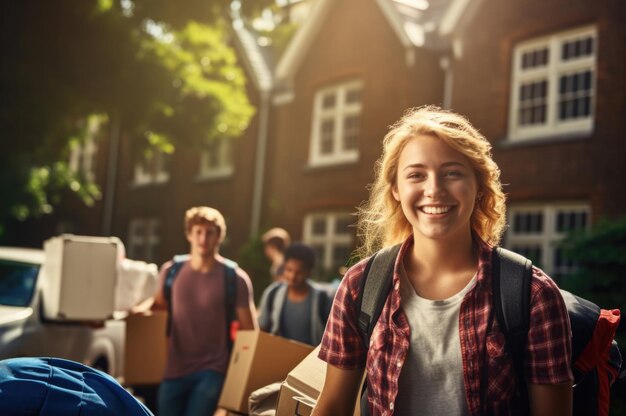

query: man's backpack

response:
[163,254,239,351]
[356,244,623,416]
[264,282,331,331]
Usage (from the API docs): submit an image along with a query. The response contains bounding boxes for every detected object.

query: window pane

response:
[312,217,326,235]
[320,119,334,155]
[561,36,594,61]
[556,211,587,233]
[345,89,361,104]
[521,47,549,69]
[342,116,359,151]
[553,247,578,281]
[558,71,593,120]
[513,212,543,234]
[322,93,336,109]
[518,80,548,126]
[312,244,325,267]
[332,245,352,269]
[334,215,352,235]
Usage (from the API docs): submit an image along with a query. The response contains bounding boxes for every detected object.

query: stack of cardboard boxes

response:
[216,333,361,415]
[218,331,314,414]
[275,346,362,416]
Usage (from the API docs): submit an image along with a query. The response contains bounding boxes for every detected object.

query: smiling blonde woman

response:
[313,106,573,416]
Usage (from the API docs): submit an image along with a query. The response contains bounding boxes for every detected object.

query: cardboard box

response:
[43,234,121,320]
[124,311,167,385]
[275,347,362,416]
[218,330,314,414]
[276,383,317,416]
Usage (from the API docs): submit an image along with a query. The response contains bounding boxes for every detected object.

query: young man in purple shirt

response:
[152,206,257,416]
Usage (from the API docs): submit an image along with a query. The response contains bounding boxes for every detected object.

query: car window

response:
[0,260,39,307]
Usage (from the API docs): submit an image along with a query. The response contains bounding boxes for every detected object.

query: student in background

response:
[261,227,291,282]
[258,242,332,346]
[152,206,258,416]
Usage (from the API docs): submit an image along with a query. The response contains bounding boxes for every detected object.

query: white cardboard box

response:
[43,234,121,320]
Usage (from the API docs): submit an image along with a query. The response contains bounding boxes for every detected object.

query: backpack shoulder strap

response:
[492,247,532,407]
[265,282,283,327]
[317,287,331,325]
[223,261,238,352]
[164,254,190,336]
[356,244,402,348]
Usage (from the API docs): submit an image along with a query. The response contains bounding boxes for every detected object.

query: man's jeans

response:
[158,370,225,416]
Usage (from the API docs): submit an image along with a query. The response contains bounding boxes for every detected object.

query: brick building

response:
[12,0,625,282]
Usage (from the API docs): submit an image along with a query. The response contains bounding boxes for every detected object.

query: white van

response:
[0,246,126,378]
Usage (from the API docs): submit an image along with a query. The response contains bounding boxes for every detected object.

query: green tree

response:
[0,0,270,231]
[560,217,626,314]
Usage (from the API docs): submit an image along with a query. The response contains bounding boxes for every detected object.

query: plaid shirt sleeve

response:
[318,259,368,369]
[526,267,574,384]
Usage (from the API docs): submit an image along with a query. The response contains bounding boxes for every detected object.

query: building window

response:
[303,212,354,274]
[309,80,362,167]
[133,148,170,186]
[127,218,161,262]
[197,138,234,180]
[505,203,590,280]
[508,26,596,142]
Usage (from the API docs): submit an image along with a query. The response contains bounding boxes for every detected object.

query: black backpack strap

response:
[265,283,282,328]
[318,288,331,325]
[164,254,189,337]
[356,244,402,347]
[492,247,532,411]
[223,260,238,353]
[354,244,401,416]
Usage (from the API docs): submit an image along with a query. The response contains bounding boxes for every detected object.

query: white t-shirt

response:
[394,263,476,415]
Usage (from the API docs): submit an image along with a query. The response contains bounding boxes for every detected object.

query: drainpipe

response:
[102,113,120,236]
[250,91,270,237]
[440,55,453,109]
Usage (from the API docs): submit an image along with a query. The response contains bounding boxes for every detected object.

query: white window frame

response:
[132,148,170,186]
[309,80,363,167]
[505,202,590,277]
[127,218,161,262]
[508,26,597,142]
[197,138,234,180]
[303,212,354,272]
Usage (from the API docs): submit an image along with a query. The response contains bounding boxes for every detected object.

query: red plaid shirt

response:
[319,236,573,416]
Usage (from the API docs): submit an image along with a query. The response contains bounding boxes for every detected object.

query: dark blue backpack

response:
[163,254,238,351]
[356,245,623,416]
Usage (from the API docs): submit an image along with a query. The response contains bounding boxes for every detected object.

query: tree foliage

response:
[0,0,270,228]
[560,217,626,315]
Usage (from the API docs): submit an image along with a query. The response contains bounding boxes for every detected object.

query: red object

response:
[574,309,621,416]
[230,320,241,342]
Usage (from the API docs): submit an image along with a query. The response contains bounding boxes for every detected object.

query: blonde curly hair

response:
[356,106,506,257]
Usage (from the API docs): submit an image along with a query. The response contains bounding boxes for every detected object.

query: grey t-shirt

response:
[279,292,313,345]
[394,263,475,415]
[160,259,253,379]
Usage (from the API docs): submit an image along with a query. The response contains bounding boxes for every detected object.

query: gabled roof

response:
[231,18,275,92]
[439,0,485,36]
[275,0,453,84]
